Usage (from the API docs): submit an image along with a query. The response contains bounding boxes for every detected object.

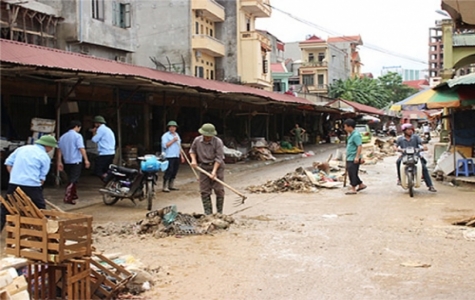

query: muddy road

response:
[76,149,475,300]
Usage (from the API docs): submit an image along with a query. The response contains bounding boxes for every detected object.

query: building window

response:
[209,28,213,37]
[113,2,131,28]
[318,53,325,62]
[206,27,209,35]
[210,70,214,80]
[195,66,204,78]
[206,69,209,79]
[308,53,314,62]
[201,24,204,34]
[317,74,325,87]
[302,74,314,86]
[262,59,268,74]
[195,22,199,34]
[273,79,283,92]
[246,17,251,31]
[92,0,104,20]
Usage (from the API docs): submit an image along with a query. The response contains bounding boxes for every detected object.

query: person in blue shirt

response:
[91,116,116,181]
[57,120,90,205]
[161,121,185,192]
[343,119,367,195]
[1,135,57,231]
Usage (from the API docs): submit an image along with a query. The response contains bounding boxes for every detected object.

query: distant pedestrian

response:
[343,119,366,195]
[1,135,58,231]
[161,121,185,192]
[290,123,306,150]
[91,115,116,181]
[189,123,225,215]
[57,120,90,205]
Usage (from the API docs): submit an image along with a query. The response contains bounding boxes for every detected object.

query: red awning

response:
[0,39,314,106]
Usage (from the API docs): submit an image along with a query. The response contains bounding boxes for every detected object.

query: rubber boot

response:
[169,179,179,191]
[216,197,224,214]
[201,196,212,215]
[71,183,78,200]
[63,184,76,205]
[162,179,170,192]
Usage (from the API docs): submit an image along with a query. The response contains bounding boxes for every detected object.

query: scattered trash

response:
[248,146,276,161]
[400,262,431,268]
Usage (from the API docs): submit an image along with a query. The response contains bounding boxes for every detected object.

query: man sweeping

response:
[189,123,225,215]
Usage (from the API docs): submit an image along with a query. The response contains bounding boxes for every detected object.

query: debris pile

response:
[94,206,234,238]
[246,168,318,193]
[248,146,276,161]
[453,216,475,227]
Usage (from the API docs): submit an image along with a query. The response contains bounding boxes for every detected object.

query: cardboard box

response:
[450,145,473,159]
[30,118,55,133]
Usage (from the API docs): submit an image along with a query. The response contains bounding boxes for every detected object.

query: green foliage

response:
[328,72,418,109]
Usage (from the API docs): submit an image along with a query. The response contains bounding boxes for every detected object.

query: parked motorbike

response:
[399,147,423,197]
[99,154,169,210]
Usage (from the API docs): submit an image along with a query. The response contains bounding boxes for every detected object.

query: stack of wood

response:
[0,188,133,300]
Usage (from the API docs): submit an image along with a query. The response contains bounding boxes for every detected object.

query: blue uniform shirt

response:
[58,129,85,164]
[161,131,181,158]
[346,130,363,161]
[91,124,116,155]
[4,144,51,186]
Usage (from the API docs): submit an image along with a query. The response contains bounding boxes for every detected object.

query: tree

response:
[328,72,418,109]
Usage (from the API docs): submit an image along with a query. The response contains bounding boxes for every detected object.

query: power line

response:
[266,3,428,65]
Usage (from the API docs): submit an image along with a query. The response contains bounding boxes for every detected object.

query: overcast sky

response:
[257,0,444,77]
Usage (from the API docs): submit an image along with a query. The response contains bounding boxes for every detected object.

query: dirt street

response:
[72,148,475,300]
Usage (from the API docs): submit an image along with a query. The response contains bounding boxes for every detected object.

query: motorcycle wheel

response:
[146,181,154,211]
[408,173,414,198]
[102,181,120,206]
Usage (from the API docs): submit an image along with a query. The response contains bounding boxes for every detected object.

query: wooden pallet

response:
[5,210,93,263]
[27,258,91,300]
[90,253,134,300]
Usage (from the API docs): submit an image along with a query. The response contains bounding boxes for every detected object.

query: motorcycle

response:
[399,147,423,197]
[99,154,169,210]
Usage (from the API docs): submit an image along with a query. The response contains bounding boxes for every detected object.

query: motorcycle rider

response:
[394,123,437,192]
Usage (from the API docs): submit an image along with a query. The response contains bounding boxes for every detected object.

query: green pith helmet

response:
[198,123,217,137]
[167,120,178,127]
[93,115,106,124]
[35,135,58,148]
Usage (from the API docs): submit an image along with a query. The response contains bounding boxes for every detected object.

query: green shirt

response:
[346,130,362,161]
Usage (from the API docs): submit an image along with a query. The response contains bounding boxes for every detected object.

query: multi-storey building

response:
[429,22,444,79]
[327,35,363,78]
[37,0,136,62]
[298,35,350,97]
[29,0,271,89]
[216,0,272,90]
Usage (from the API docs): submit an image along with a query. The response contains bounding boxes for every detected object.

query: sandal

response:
[356,185,367,192]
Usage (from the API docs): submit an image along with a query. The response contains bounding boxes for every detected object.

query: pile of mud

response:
[246,168,318,193]
[94,206,234,238]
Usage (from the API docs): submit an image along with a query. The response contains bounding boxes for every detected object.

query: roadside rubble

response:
[93,205,235,238]
[247,141,396,193]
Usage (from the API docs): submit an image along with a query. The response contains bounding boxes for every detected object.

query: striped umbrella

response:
[390,87,475,111]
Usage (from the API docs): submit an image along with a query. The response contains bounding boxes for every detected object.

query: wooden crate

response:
[5,210,93,263]
[90,253,133,300]
[27,259,90,300]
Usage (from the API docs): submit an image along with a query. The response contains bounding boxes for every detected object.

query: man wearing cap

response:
[190,123,225,215]
[57,120,90,205]
[394,123,437,192]
[1,135,57,231]
[91,116,116,181]
[161,121,185,192]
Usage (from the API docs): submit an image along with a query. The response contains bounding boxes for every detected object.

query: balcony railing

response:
[240,31,271,50]
[240,0,271,18]
[301,61,328,68]
[192,34,225,57]
[192,0,225,22]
